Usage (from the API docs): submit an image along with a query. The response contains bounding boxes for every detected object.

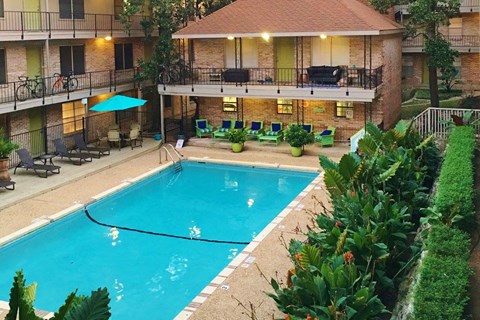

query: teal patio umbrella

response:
[90,95,147,112]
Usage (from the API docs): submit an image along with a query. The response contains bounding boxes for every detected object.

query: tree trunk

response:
[429,65,440,107]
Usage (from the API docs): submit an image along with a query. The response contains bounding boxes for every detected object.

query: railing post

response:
[48,12,51,38]
[114,70,117,91]
[43,126,48,154]
[20,12,24,39]
[94,14,97,38]
[89,72,92,95]
[72,15,76,38]
[109,70,113,92]
[110,15,113,38]
[13,82,17,110]
[82,117,86,141]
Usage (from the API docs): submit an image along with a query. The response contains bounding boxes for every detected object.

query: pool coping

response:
[0,158,322,319]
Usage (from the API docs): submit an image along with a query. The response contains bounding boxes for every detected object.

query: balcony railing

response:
[0,68,137,109]
[0,11,148,38]
[396,0,479,12]
[161,66,383,90]
[403,35,480,48]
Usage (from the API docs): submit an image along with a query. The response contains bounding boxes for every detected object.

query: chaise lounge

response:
[315,126,336,147]
[54,138,93,165]
[213,120,233,140]
[0,179,15,190]
[195,119,213,138]
[307,66,343,85]
[259,122,284,145]
[14,148,61,178]
[246,121,264,140]
[74,134,110,158]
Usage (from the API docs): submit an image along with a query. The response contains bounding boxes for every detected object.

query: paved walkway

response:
[0,139,349,319]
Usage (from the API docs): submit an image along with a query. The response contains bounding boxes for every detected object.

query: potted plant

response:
[284,124,314,157]
[0,128,19,181]
[225,128,247,153]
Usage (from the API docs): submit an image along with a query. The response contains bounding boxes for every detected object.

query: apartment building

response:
[161,0,404,141]
[398,0,480,91]
[0,0,157,159]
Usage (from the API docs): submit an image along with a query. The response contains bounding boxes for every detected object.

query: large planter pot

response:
[290,146,303,157]
[231,143,243,153]
[0,157,11,181]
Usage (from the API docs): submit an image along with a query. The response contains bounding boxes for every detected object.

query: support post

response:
[160,94,165,143]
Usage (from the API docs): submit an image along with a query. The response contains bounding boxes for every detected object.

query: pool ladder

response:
[159,143,184,173]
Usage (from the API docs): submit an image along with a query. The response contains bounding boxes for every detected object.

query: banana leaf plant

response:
[5,270,111,320]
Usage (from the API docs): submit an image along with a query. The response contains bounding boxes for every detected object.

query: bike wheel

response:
[15,84,29,102]
[33,82,45,98]
[158,72,170,84]
[68,78,78,91]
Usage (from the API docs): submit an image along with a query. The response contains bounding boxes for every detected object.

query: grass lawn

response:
[401,99,462,119]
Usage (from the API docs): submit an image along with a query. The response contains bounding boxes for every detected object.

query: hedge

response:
[413,225,471,320]
[435,126,475,226]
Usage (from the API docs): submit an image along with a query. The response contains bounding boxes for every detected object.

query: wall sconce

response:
[320,34,327,40]
[104,36,112,41]
[227,36,234,40]
[262,33,270,41]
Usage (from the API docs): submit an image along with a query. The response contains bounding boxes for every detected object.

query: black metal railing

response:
[0,68,137,108]
[7,110,160,168]
[403,35,480,48]
[162,66,384,89]
[0,11,149,38]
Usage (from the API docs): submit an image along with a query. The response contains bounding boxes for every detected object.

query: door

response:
[28,108,45,155]
[275,38,295,82]
[422,59,429,85]
[24,0,42,31]
[26,47,42,78]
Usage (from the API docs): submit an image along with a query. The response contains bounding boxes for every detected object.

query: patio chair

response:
[124,129,143,149]
[74,134,110,158]
[14,148,61,178]
[213,119,233,140]
[246,121,264,140]
[301,123,313,134]
[53,138,93,165]
[0,179,15,190]
[107,130,122,151]
[233,120,246,130]
[96,130,109,147]
[195,119,213,138]
[259,122,284,145]
[314,126,336,147]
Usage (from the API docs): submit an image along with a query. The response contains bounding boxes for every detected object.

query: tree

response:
[370,0,461,107]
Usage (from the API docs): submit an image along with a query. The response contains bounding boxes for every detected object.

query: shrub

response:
[459,95,480,109]
[434,126,475,226]
[413,225,471,320]
[415,89,462,100]
[402,88,416,102]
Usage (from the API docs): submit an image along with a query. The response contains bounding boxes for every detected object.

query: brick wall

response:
[194,39,225,68]
[381,34,402,129]
[459,13,479,36]
[6,46,27,83]
[462,53,480,91]
[9,110,30,136]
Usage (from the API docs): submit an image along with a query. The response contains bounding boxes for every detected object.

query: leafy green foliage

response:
[413,225,471,319]
[434,126,475,226]
[284,124,314,148]
[5,270,111,320]
[225,128,247,143]
[0,128,19,158]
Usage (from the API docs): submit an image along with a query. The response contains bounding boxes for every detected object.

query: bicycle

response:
[158,65,180,84]
[15,75,46,102]
[52,72,78,94]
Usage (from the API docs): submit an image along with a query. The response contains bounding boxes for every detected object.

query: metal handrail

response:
[159,144,183,164]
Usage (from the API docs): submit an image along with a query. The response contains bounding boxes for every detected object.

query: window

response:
[225,38,258,68]
[114,0,123,20]
[0,49,6,84]
[62,100,85,134]
[402,56,414,79]
[0,0,4,18]
[60,45,85,76]
[223,97,237,112]
[59,0,84,19]
[114,43,134,70]
[277,98,293,114]
[335,101,353,118]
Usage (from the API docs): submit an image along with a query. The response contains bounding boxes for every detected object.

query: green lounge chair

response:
[195,119,213,138]
[315,126,336,147]
[213,119,233,140]
[233,120,246,130]
[259,122,283,145]
[246,121,264,140]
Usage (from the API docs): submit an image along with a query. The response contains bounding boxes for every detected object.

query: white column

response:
[160,94,165,141]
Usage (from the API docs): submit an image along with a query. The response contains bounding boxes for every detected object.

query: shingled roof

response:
[173,0,403,39]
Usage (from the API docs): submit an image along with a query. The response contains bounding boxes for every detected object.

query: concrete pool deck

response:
[0,139,349,319]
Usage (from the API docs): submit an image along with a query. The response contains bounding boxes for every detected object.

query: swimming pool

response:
[0,161,318,319]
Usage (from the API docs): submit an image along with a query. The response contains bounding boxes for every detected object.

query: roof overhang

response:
[173,29,404,39]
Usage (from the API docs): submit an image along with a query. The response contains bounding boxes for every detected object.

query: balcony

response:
[158,66,383,102]
[396,0,480,14]
[0,69,140,115]
[0,11,155,41]
[402,35,479,53]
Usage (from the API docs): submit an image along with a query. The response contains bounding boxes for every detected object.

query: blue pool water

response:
[0,162,317,319]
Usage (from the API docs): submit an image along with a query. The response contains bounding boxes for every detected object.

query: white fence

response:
[413,107,480,140]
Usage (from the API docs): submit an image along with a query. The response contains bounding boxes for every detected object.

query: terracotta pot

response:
[0,158,11,181]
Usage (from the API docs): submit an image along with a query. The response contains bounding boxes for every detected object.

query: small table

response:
[35,154,56,165]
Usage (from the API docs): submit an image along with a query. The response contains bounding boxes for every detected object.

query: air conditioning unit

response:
[345,109,354,119]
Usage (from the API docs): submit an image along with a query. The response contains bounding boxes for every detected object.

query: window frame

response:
[59,0,85,19]
[62,100,86,134]
[114,0,123,20]
[335,101,354,118]
[222,97,237,112]
[277,98,293,114]
[114,43,134,71]
[0,0,4,18]
[60,45,85,76]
